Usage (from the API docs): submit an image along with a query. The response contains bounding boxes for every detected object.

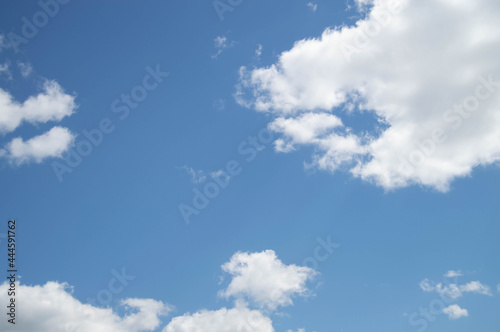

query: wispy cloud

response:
[444,270,463,278]
[255,44,263,58]
[179,166,228,184]
[213,98,226,111]
[307,2,318,12]
[420,278,493,299]
[0,62,11,80]
[17,62,33,77]
[212,35,234,59]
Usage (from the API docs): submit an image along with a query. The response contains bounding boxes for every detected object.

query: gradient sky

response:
[0,1,499,331]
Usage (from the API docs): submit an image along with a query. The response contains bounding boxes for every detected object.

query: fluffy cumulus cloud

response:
[237,0,500,191]
[163,301,274,332]
[0,80,75,134]
[0,282,173,332]
[420,278,493,299]
[2,126,75,165]
[0,80,76,165]
[0,250,317,331]
[166,250,316,330]
[219,250,317,310]
[443,304,468,320]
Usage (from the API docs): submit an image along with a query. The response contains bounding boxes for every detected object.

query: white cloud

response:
[212,36,234,59]
[2,126,75,165]
[443,304,468,320]
[268,113,367,166]
[213,98,226,111]
[180,165,208,183]
[237,0,500,191]
[0,281,173,332]
[163,301,274,332]
[255,44,263,58]
[444,270,463,278]
[219,250,317,310]
[17,62,33,77]
[0,62,11,80]
[354,0,374,11]
[0,80,76,134]
[179,166,229,184]
[0,250,322,331]
[420,278,492,299]
[307,2,318,12]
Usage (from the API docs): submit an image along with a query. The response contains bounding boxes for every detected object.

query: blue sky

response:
[0,0,499,331]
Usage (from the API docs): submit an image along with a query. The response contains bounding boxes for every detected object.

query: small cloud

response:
[419,277,492,299]
[212,35,234,59]
[307,2,318,12]
[179,166,229,184]
[255,44,263,58]
[179,166,207,184]
[444,270,463,278]
[17,62,33,77]
[218,250,318,311]
[213,98,226,111]
[0,62,12,80]
[345,0,353,11]
[443,304,468,320]
[2,126,75,165]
